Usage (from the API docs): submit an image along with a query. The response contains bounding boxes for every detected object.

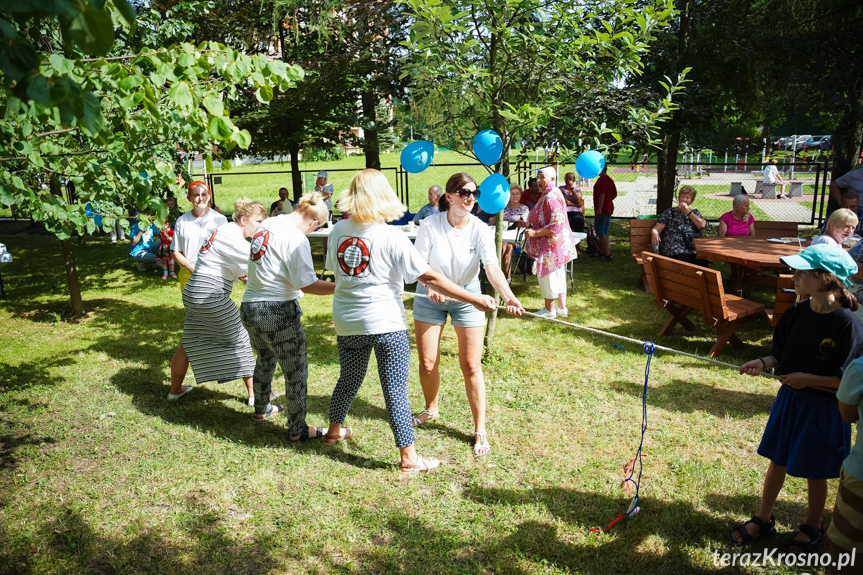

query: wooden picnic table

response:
[693,236,807,272]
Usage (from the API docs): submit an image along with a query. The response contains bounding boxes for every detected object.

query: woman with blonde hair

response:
[812,209,859,247]
[241,193,336,434]
[322,169,497,473]
[172,197,266,402]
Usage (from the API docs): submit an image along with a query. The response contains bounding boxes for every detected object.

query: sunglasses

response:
[453,188,480,200]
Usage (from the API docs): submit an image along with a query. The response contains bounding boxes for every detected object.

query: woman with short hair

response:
[322,169,497,474]
[812,209,859,247]
[411,173,524,457]
[524,166,577,319]
[241,193,335,436]
[719,195,756,237]
[177,197,266,402]
[650,185,708,265]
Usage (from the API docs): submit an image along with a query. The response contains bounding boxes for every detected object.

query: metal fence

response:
[519,159,830,226]
[196,158,830,226]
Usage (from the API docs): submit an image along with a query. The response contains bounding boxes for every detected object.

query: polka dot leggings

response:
[328,330,415,448]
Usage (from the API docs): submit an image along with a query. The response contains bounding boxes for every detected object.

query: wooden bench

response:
[765,274,798,326]
[753,221,799,238]
[630,219,656,287]
[641,251,765,357]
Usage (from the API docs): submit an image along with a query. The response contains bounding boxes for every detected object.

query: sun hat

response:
[316,170,328,179]
[780,244,858,287]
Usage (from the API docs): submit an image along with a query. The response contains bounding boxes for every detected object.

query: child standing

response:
[826,357,863,573]
[158,218,177,280]
[732,244,863,553]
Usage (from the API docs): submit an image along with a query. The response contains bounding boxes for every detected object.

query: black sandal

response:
[785,524,824,554]
[290,427,327,443]
[731,514,776,545]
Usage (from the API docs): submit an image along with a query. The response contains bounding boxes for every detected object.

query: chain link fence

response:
[194,158,830,226]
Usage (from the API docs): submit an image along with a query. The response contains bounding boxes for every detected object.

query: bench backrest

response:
[641,251,730,322]
[753,221,798,238]
[630,219,655,258]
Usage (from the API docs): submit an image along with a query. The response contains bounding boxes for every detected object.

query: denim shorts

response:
[412,281,487,328]
[594,214,611,236]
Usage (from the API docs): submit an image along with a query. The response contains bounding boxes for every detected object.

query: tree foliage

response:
[0,0,303,240]
[399,0,687,173]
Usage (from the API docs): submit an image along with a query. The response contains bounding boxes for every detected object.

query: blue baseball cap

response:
[780,243,858,287]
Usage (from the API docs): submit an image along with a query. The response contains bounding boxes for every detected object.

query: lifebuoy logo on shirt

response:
[250,229,270,263]
[199,229,219,253]
[336,236,371,277]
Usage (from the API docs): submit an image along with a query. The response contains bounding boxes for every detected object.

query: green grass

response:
[0,219,849,574]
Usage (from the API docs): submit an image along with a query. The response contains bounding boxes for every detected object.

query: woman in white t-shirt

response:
[168,181,229,401]
[323,169,497,474]
[412,173,524,457]
[240,193,336,437]
[175,197,266,404]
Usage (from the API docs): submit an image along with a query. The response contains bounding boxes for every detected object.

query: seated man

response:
[763,159,788,198]
[413,185,442,223]
[129,216,160,270]
[821,191,863,235]
[269,187,293,217]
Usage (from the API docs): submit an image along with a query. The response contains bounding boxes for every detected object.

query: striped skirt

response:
[182,273,255,384]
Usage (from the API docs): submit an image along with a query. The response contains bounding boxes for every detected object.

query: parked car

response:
[774,136,794,150]
[793,135,813,151]
[803,135,831,151]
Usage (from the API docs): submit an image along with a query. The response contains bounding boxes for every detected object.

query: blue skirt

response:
[757,385,851,479]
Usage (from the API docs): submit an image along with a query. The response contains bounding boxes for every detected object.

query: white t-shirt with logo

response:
[243,215,318,303]
[192,221,250,282]
[413,212,499,286]
[325,219,430,336]
[171,209,228,266]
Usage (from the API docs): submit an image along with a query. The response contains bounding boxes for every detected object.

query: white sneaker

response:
[248,395,255,406]
[556,307,568,318]
[533,307,556,319]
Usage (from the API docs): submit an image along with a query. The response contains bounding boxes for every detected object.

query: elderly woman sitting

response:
[812,208,859,247]
[651,185,709,265]
[719,195,756,237]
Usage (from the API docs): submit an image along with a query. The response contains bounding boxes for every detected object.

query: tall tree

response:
[400,0,685,349]
[0,0,302,315]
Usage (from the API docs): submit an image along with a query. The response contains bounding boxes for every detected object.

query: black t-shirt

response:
[772,300,863,380]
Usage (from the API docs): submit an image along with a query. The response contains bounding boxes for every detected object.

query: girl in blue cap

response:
[731,244,863,553]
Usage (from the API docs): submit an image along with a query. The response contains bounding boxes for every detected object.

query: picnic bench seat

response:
[753,221,799,238]
[641,251,765,357]
[765,274,797,326]
[630,219,656,287]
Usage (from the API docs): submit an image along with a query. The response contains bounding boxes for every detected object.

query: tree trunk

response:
[827,77,863,215]
[60,239,84,317]
[656,130,681,213]
[361,91,381,170]
[289,141,302,202]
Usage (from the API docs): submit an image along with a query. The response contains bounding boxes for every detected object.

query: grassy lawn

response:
[1,219,848,574]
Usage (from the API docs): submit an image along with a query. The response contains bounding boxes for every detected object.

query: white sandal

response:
[400,454,441,475]
[411,409,440,427]
[473,432,490,457]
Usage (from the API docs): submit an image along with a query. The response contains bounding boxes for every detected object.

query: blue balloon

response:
[400,140,435,173]
[478,173,509,214]
[575,150,605,179]
[473,130,503,166]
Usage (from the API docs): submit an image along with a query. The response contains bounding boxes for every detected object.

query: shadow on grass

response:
[0,413,58,477]
[607,377,775,418]
[336,486,780,574]
[0,503,284,575]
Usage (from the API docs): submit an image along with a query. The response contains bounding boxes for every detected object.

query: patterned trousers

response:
[329,330,414,448]
[240,300,308,437]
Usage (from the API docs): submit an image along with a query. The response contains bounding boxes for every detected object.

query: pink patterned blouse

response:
[525,189,577,278]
